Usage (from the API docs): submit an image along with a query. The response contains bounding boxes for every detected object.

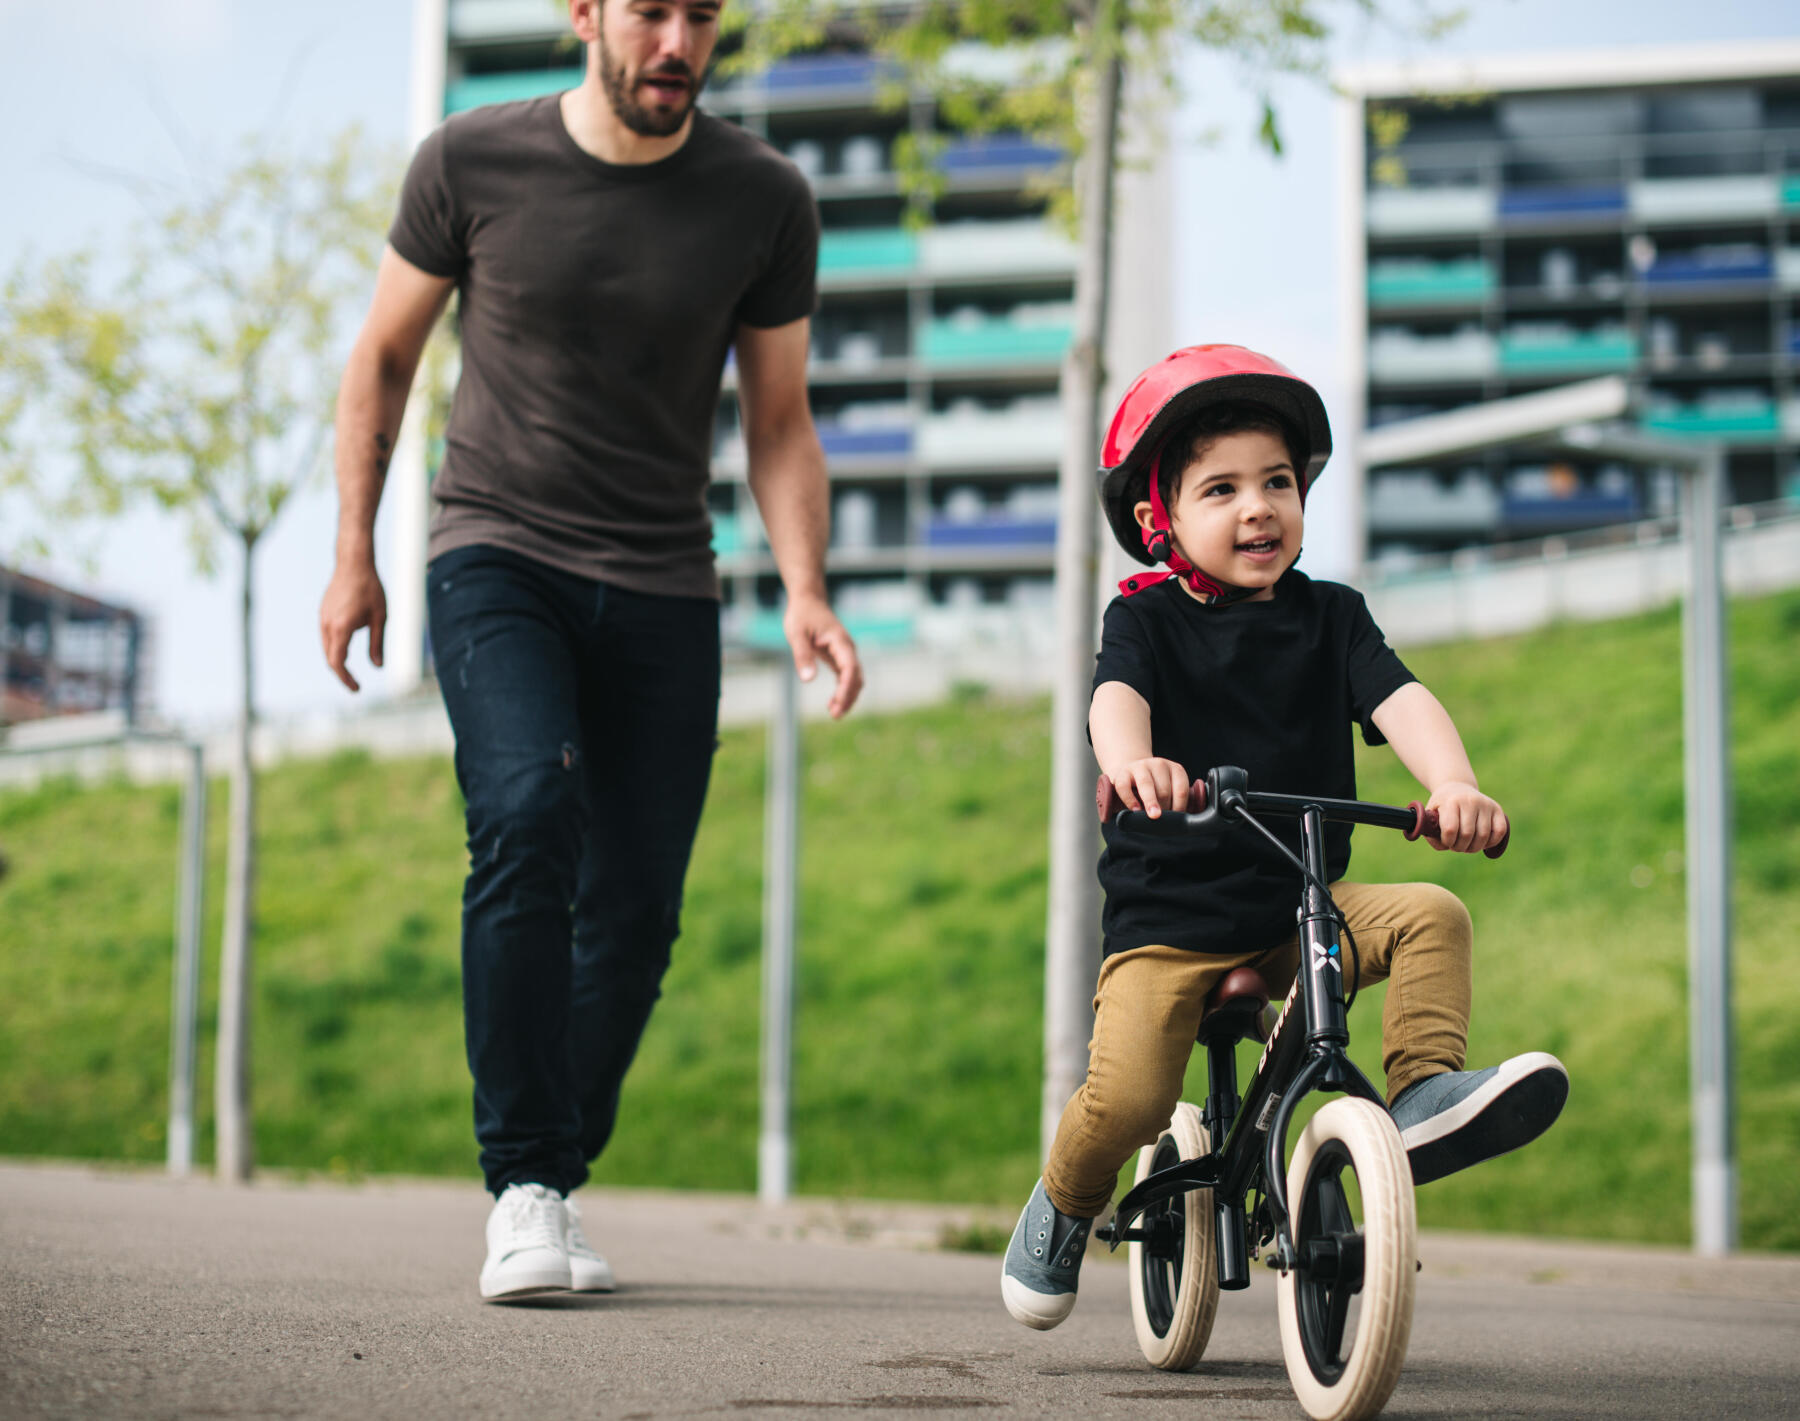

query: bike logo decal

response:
[1256,982,1301,1075]
[1311,940,1342,976]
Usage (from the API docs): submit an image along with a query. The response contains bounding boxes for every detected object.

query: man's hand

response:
[783,594,862,719]
[320,558,388,693]
[1105,757,1192,819]
[1423,781,1508,854]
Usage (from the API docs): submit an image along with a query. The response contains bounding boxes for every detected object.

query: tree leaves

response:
[732,0,1459,221]
[0,126,398,572]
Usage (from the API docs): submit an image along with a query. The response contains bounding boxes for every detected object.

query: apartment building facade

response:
[0,566,144,727]
[1337,41,1800,568]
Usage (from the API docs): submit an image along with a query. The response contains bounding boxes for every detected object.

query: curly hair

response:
[1154,400,1304,509]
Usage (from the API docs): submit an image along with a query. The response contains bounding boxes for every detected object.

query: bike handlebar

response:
[1095,767,1510,859]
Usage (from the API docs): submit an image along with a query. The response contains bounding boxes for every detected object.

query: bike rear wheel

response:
[1127,1102,1220,1371]
[1276,1097,1417,1421]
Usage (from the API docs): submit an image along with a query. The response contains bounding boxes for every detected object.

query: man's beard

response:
[599,36,703,138]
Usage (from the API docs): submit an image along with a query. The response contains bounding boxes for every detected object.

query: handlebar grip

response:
[1407,802,1510,859]
[1096,774,1120,824]
[1095,773,1207,825]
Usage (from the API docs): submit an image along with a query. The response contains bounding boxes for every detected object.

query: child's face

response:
[1134,429,1303,602]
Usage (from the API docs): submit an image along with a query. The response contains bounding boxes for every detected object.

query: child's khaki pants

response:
[1042,881,1472,1219]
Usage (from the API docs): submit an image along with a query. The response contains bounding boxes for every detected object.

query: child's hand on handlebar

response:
[1106,758,1193,819]
[1423,783,1508,854]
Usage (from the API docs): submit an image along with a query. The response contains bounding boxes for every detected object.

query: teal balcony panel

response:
[1498,329,1639,374]
[817,228,917,276]
[711,514,743,557]
[445,67,582,114]
[1368,258,1494,307]
[1783,176,1800,211]
[920,319,1072,365]
[841,612,916,647]
[1644,403,1779,439]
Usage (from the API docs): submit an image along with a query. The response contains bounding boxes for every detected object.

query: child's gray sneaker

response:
[1391,1051,1568,1187]
[1001,1177,1092,1330]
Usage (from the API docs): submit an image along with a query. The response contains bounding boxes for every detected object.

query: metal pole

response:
[167,742,206,1176]
[0,570,14,727]
[1681,446,1736,1255]
[1042,41,1122,1164]
[758,665,799,1204]
[382,0,449,695]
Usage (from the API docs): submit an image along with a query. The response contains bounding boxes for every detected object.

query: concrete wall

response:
[1365,507,1800,648]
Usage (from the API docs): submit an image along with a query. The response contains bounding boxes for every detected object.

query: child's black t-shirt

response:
[1091,570,1416,958]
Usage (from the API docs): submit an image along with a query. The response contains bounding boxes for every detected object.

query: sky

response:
[2,0,1796,728]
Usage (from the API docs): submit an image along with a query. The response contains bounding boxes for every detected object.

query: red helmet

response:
[1098,344,1332,570]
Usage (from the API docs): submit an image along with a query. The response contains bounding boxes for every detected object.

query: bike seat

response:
[1196,966,1273,1046]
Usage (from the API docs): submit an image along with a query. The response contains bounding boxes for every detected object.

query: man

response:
[319,0,861,1301]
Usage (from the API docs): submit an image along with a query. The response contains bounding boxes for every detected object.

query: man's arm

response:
[735,316,863,719]
[1369,681,1507,852]
[319,247,455,692]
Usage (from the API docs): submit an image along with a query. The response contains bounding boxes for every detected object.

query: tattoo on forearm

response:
[372,431,392,478]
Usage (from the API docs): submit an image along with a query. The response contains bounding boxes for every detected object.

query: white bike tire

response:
[1276,1096,1418,1421]
[1127,1101,1221,1371]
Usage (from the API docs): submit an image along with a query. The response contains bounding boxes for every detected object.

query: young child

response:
[1002,344,1568,1330]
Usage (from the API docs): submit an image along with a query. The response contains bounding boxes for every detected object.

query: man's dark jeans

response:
[428,544,720,1197]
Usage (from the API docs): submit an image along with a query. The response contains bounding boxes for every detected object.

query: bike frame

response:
[1096,767,1422,1278]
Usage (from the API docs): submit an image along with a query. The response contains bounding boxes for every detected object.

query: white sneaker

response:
[563,1196,617,1293]
[479,1183,572,1301]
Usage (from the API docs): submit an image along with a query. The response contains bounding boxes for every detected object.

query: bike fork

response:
[1257,804,1382,1270]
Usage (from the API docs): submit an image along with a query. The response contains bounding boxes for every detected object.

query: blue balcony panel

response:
[765,55,891,91]
[939,135,1064,174]
[1644,250,1772,284]
[1499,185,1625,220]
[818,427,912,458]
[924,517,1057,548]
[1501,493,1639,529]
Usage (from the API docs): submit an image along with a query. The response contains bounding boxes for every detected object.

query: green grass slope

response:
[0,590,1795,1248]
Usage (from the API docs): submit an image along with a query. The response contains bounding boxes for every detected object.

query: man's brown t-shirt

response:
[389,97,819,599]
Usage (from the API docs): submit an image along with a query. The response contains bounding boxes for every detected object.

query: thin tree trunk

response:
[1041,25,1124,1160]
[215,532,257,1182]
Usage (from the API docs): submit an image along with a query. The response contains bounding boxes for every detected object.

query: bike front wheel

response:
[1276,1096,1417,1421]
[1127,1101,1220,1371]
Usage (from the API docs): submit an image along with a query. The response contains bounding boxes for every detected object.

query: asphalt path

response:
[3,1161,1796,1420]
